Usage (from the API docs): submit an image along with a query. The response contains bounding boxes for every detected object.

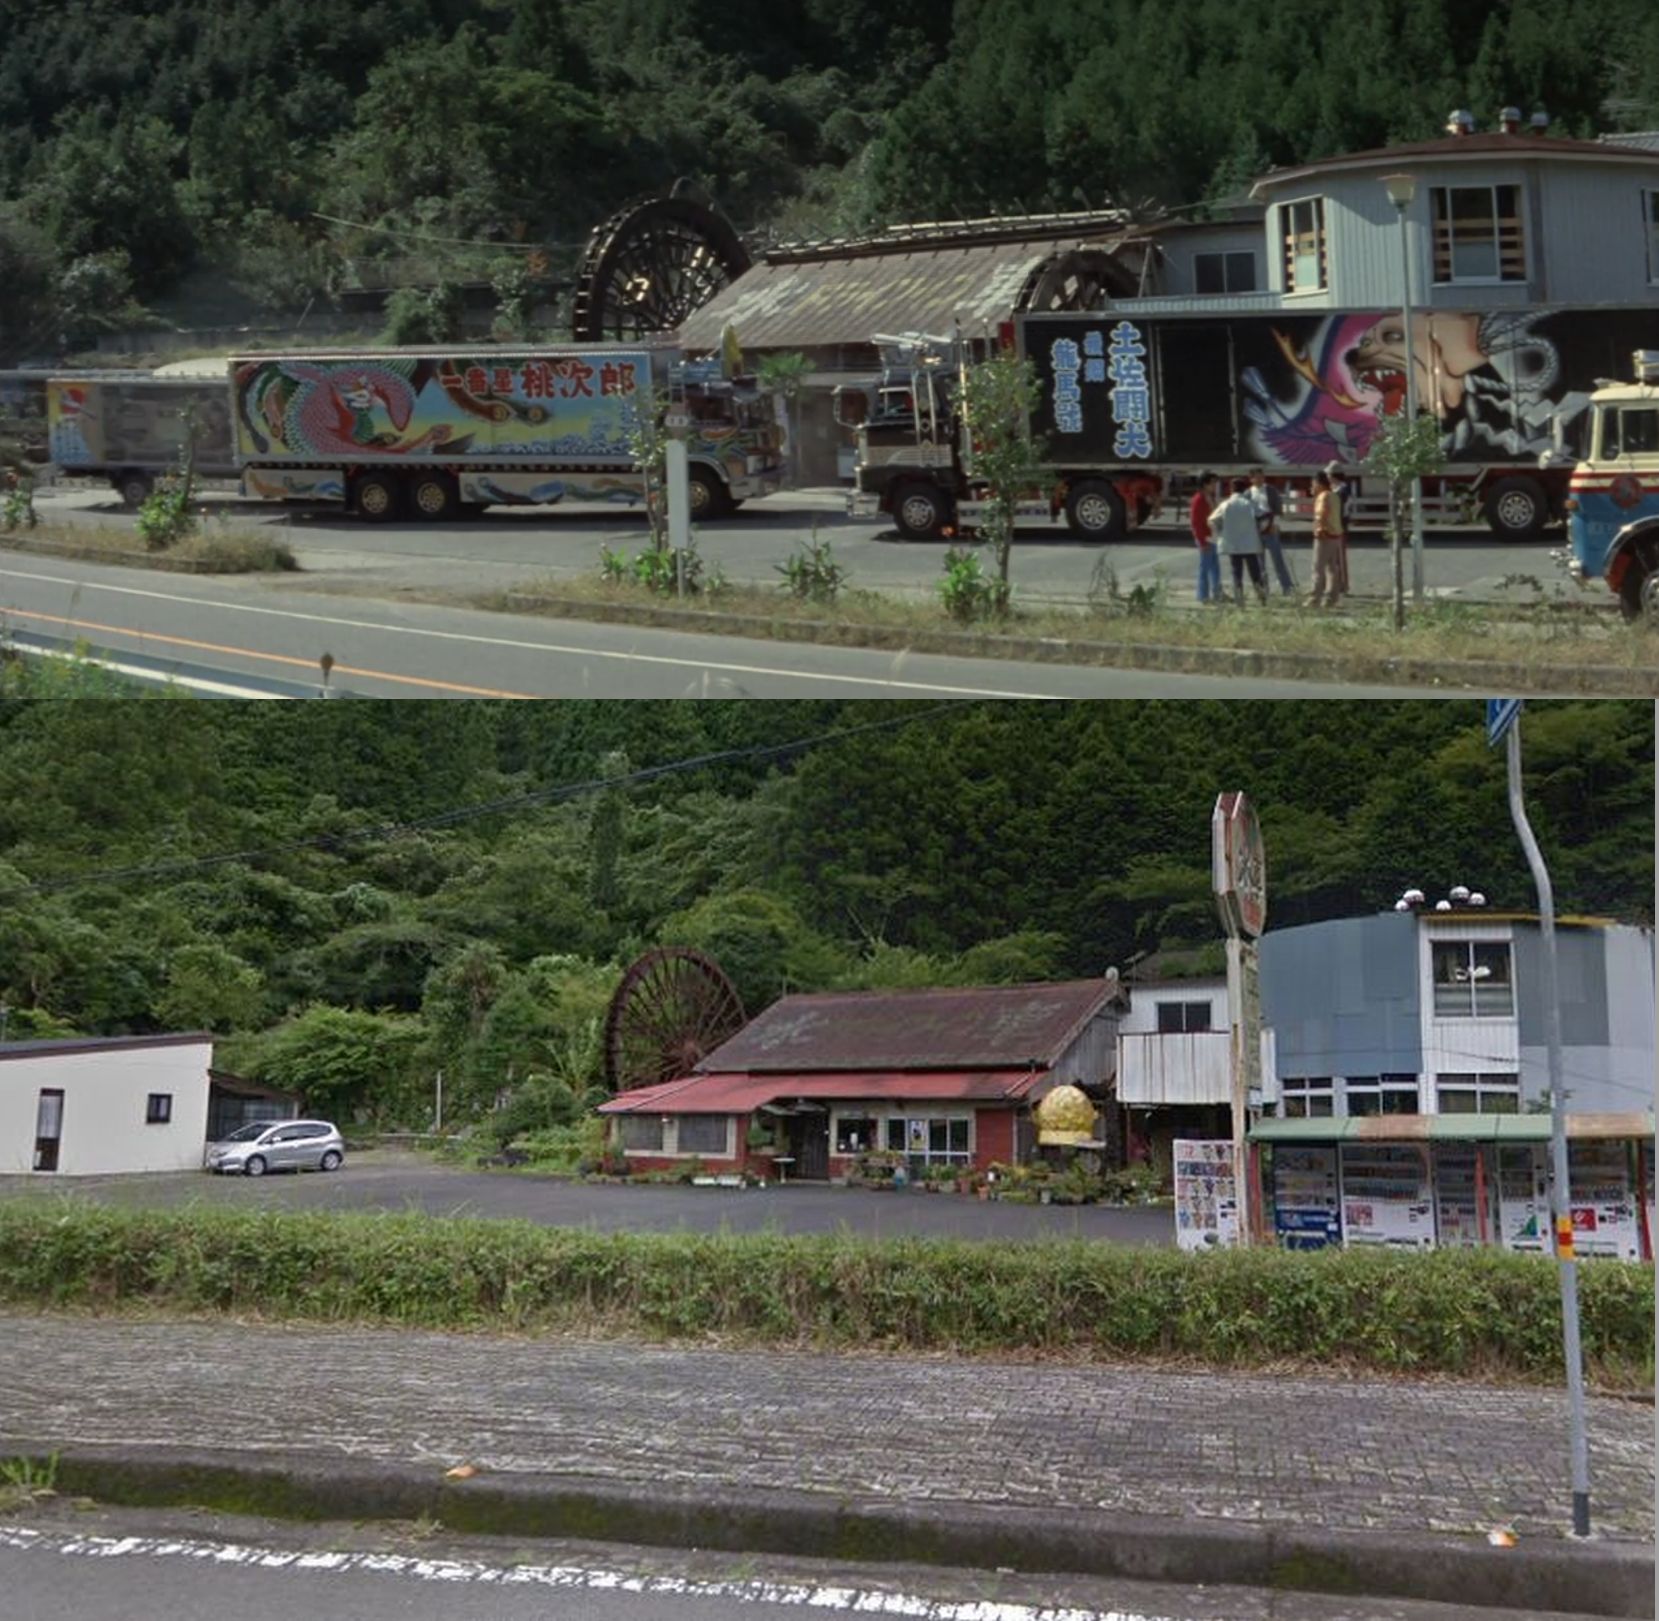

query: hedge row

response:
[0,1201,1650,1382]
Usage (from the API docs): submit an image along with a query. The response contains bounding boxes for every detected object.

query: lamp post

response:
[1381,173,1425,603]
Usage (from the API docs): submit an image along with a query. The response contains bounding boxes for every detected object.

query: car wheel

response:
[320,1150,343,1172]
[1064,479,1127,542]
[408,470,458,521]
[352,471,402,522]
[893,482,950,540]
[114,471,154,508]
[244,1155,267,1177]
[1483,476,1545,540]
[1617,542,1659,622]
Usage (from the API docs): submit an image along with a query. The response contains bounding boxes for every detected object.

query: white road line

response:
[0,1524,1168,1620]
[12,638,292,700]
[0,567,1069,698]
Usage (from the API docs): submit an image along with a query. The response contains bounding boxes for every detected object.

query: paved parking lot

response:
[0,1150,1175,1245]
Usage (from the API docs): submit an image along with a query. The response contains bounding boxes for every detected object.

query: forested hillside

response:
[3,0,1659,354]
[0,701,1648,1126]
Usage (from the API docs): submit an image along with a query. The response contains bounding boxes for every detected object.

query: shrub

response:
[776,533,847,603]
[135,462,199,551]
[938,545,1001,622]
[0,1203,1647,1384]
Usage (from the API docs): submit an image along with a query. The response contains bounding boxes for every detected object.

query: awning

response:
[1249,1110,1654,1144]
[600,1068,1046,1115]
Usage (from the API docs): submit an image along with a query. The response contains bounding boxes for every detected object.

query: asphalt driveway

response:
[0,1149,1175,1245]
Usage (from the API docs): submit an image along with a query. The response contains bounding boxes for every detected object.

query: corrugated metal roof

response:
[679,243,1065,351]
[0,1032,212,1062]
[697,980,1117,1074]
[600,1067,1043,1115]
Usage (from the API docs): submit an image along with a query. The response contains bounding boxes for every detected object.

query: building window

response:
[884,1114,971,1165]
[145,1093,173,1124]
[1194,251,1257,294]
[834,1114,878,1155]
[618,1115,664,1152]
[1602,406,1659,459]
[1431,940,1513,1017]
[1281,199,1326,293]
[1281,1078,1334,1118]
[1436,1073,1520,1114]
[1343,1074,1419,1116]
[1431,184,1525,283]
[1646,191,1659,284]
[675,1115,730,1156]
[1156,1000,1213,1034]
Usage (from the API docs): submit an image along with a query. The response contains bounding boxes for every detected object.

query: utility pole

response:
[1495,699,1591,1537]
[435,1067,444,1133]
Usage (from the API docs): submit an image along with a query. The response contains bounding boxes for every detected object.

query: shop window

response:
[1194,251,1257,294]
[885,1118,906,1153]
[1281,199,1326,293]
[1156,1000,1212,1034]
[835,1115,878,1154]
[1431,184,1525,283]
[1281,1078,1334,1118]
[145,1092,173,1124]
[1436,1073,1520,1114]
[884,1114,971,1165]
[675,1115,730,1155]
[618,1116,664,1152]
[1431,940,1513,1017]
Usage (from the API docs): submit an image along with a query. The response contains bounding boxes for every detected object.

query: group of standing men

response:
[1188,467,1350,607]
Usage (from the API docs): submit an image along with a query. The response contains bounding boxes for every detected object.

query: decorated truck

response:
[1562,350,1659,620]
[844,307,1659,542]
[45,374,238,504]
[0,372,51,469]
[231,343,783,521]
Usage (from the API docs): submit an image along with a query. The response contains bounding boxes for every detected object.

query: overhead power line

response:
[18,702,978,898]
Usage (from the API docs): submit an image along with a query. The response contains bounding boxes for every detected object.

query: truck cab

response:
[1565,352,1659,620]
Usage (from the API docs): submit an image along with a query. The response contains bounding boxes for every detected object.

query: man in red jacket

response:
[1190,473,1220,603]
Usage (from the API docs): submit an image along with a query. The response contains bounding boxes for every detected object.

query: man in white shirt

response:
[1210,478,1268,605]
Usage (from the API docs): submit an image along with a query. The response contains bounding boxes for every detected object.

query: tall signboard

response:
[1212,792,1266,1245]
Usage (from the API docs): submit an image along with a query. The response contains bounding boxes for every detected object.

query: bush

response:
[0,1203,1646,1383]
[776,534,847,603]
[938,545,1001,622]
[135,465,199,552]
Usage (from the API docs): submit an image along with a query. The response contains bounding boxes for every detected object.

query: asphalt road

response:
[2,1150,1177,1244]
[36,483,1592,609]
[0,552,1440,699]
[0,1507,1616,1621]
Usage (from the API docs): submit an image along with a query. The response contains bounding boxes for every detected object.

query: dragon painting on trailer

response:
[231,352,647,463]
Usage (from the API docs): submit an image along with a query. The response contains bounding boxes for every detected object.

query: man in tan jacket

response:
[1308,471,1348,607]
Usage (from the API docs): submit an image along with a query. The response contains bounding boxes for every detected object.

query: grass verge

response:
[0,521,298,574]
[0,1202,1649,1386]
[488,575,1659,694]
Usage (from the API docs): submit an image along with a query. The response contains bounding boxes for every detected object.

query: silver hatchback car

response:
[205,1120,345,1177]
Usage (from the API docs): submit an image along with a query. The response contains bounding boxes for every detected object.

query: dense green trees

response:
[0,700,1648,1124]
[4,0,1659,352]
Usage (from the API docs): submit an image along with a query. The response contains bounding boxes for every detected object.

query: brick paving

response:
[1,1313,1650,1544]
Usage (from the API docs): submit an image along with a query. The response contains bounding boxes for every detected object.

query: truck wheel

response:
[114,471,153,508]
[1064,479,1126,542]
[408,470,458,522]
[352,471,402,522]
[1617,540,1659,623]
[687,467,731,519]
[893,482,950,540]
[1483,476,1546,540]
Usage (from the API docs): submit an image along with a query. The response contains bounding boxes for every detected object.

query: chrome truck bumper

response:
[847,489,883,519]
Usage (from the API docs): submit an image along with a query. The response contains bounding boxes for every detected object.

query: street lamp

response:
[1381,173,1425,602]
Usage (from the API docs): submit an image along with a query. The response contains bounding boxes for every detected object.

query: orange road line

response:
[5,608,540,699]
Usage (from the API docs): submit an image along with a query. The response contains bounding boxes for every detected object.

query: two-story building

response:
[1253,905,1654,1256]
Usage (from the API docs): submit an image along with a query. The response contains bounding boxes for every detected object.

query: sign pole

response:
[1212,792,1266,1248]
[1503,708,1591,1538]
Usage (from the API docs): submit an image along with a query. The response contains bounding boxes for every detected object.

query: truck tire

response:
[408,470,459,522]
[687,467,731,519]
[113,471,153,508]
[1616,538,1659,623]
[352,471,402,522]
[1064,479,1127,542]
[892,481,950,540]
[1483,476,1546,540]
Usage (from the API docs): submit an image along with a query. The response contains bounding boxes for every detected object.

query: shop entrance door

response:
[33,1089,64,1172]
[789,1111,830,1181]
